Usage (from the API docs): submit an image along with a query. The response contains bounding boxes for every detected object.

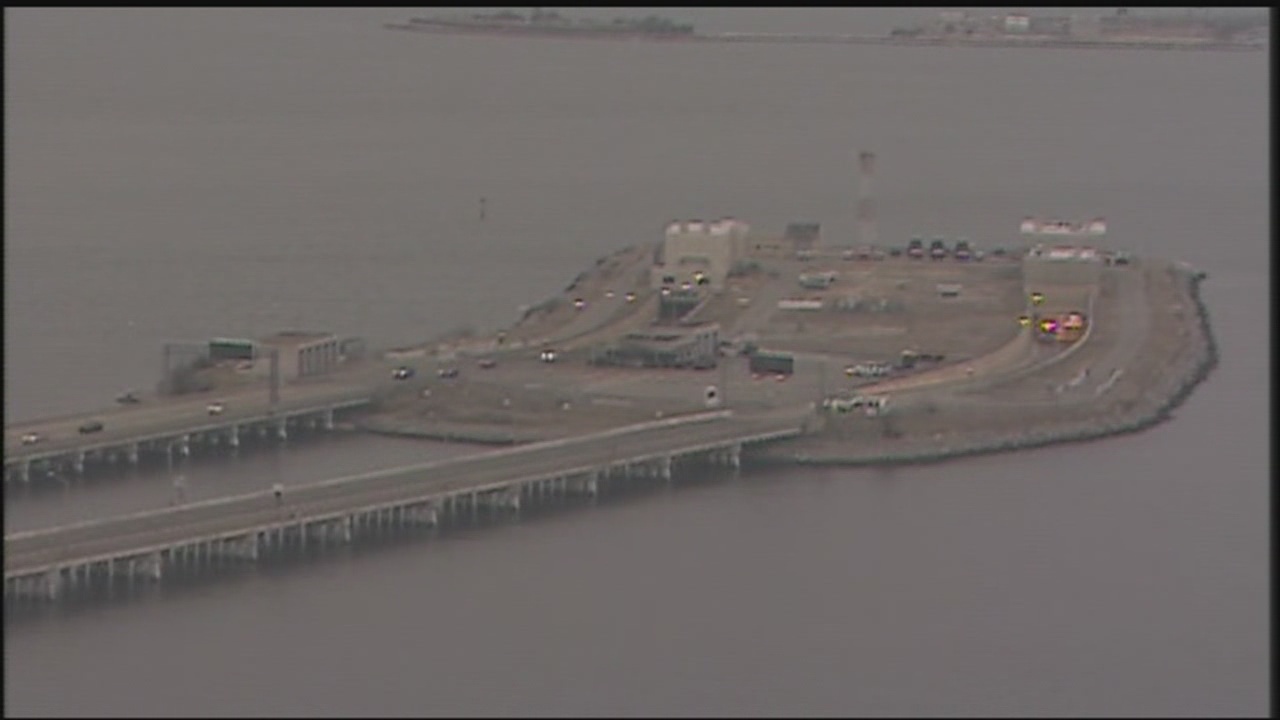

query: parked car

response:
[625,291,637,303]
[906,237,925,259]
[392,366,415,380]
[846,363,891,378]
[929,238,948,260]
[954,238,973,261]
[78,420,105,435]
[116,391,141,405]
[573,298,586,310]
[21,432,41,445]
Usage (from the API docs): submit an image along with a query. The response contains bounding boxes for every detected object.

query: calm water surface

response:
[3,8,1269,717]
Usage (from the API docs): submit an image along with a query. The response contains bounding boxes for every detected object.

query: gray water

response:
[3,8,1269,717]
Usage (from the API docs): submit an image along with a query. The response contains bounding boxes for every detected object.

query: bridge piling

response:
[44,569,62,601]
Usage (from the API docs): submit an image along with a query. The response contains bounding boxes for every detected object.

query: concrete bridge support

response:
[178,434,191,457]
[503,486,522,512]
[476,489,520,514]
[658,455,673,483]
[115,553,163,587]
[208,535,259,563]
[227,425,240,448]
[323,408,335,431]
[275,418,288,441]
[305,519,344,547]
[403,502,438,528]
[127,443,140,465]
[567,473,600,499]
[72,450,85,475]
[43,569,63,601]
[8,575,41,602]
[709,443,742,470]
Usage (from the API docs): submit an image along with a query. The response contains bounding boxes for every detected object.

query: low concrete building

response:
[652,218,749,292]
[592,323,720,369]
[784,222,821,251]
[1023,244,1104,287]
[207,337,256,362]
[257,331,340,380]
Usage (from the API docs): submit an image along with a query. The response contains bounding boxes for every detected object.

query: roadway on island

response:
[4,412,800,575]
[945,264,1149,405]
[2,246,658,459]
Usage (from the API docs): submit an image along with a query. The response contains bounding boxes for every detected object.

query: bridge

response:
[4,409,804,602]
[3,383,375,484]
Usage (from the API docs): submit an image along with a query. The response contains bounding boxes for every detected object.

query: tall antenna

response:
[857,150,878,247]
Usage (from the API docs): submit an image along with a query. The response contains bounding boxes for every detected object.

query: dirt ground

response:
[371,374,690,440]
[754,257,1028,363]
[364,239,1144,450]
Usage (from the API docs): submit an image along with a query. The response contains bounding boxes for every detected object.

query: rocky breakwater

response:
[754,259,1217,467]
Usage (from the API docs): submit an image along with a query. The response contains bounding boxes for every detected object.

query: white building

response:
[1004,13,1031,33]
[652,218,749,292]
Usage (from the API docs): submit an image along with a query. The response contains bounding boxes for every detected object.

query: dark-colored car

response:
[437,367,459,379]
[929,238,948,260]
[78,420,105,434]
[953,239,972,261]
[889,247,903,257]
[477,358,497,369]
[906,237,925,259]
[392,366,415,380]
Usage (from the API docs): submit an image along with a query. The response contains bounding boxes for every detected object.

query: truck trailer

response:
[748,350,795,376]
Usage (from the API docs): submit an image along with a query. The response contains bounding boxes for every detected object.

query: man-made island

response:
[384,8,1267,52]
[3,209,1216,476]
[3,184,1218,605]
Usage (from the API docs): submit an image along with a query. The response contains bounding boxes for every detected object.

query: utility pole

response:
[161,343,172,395]
[269,347,280,407]
[818,359,828,409]
[718,353,729,408]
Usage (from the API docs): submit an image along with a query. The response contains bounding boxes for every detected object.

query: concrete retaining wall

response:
[757,264,1217,468]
